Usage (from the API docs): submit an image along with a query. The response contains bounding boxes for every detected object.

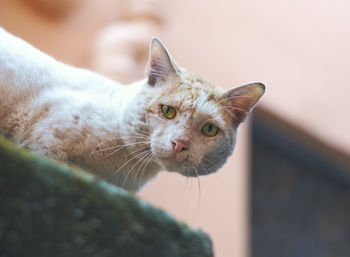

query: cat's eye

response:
[201,123,219,137]
[161,105,176,119]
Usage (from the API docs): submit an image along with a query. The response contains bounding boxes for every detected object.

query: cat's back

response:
[0,28,124,142]
[0,27,123,101]
[0,27,56,79]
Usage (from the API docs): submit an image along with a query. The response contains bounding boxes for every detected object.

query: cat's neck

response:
[63,78,162,191]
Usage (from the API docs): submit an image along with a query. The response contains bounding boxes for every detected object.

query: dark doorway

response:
[251,116,350,257]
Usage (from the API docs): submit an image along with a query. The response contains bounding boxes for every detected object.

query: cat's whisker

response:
[92,138,120,151]
[134,151,153,188]
[91,135,148,154]
[201,157,220,173]
[181,171,190,197]
[127,146,149,157]
[113,147,147,164]
[201,157,218,169]
[139,152,154,186]
[90,145,123,155]
[198,162,211,175]
[201,159,225,185]
[122,150,151,188]
[199,162,221,181]
[91,141,149,156]
[193,167,201,214]
[194,167,201,193]
[112,149,150,176]
[127,149,153,189]
[103,141,150,158]
[90,141,148,155]
[188,176,194,196]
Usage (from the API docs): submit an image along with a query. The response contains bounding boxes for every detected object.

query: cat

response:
[0,27,265,192]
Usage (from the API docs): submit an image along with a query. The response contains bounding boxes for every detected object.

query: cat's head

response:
[144,38,265,177]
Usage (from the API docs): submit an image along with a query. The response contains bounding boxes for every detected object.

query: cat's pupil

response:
[166,106,170,114]
[208,124,212,132]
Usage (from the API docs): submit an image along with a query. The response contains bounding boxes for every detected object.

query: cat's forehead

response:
[165,70,223,103]
[179,70,224,96]
[159,70,227,126]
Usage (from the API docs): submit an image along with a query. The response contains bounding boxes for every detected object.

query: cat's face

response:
[144,39,265,177]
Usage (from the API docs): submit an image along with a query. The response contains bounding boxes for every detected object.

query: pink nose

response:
[171,139,189,153]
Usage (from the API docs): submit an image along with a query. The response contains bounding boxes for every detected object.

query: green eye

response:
[161,105,176,119]
[201,123,219,137]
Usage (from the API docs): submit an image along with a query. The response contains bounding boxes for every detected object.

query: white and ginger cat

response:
[0,28,265,192]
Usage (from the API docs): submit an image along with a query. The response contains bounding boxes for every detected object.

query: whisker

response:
[90,142,149,158]
[127,145,149,156]
[133,151,153,188]
[91,135,148,153]
[103,141,150,158]
[193,167,201,214]
[202,157,218,169]
[92,138,121,150]
[181,174,190,197]
[201,159,225,185]
[122,150,151,187]
[198,162,211,175]
[194,167,201,194]
[90,145,121,155]
[137,154,154,189]
[112,149,150,176]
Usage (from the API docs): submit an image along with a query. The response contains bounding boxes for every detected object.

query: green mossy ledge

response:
[0,137,213,257]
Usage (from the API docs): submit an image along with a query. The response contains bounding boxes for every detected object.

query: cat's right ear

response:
[146,38,178,86]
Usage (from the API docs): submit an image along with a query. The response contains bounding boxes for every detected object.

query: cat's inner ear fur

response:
[222,82,265,123]
[146,38,178,86]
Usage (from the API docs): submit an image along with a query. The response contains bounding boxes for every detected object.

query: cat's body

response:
[0,28,265,191]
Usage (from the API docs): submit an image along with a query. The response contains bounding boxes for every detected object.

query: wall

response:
[3,0,349,256]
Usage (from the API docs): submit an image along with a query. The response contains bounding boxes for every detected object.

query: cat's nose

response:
[171,139,189,153]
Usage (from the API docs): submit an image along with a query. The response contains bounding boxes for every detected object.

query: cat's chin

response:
[156,157,200,177]
[156,156,181,172]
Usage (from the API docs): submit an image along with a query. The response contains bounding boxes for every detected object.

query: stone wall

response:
[0,137,213,257]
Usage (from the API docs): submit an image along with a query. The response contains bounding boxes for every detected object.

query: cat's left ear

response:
[222,82,265,123]
[146,38,178,86]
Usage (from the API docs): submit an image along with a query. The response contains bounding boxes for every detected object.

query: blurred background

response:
[1,0,350,256]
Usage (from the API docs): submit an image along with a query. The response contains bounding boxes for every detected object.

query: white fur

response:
[0,28,158,191]
[0,28,265,192]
